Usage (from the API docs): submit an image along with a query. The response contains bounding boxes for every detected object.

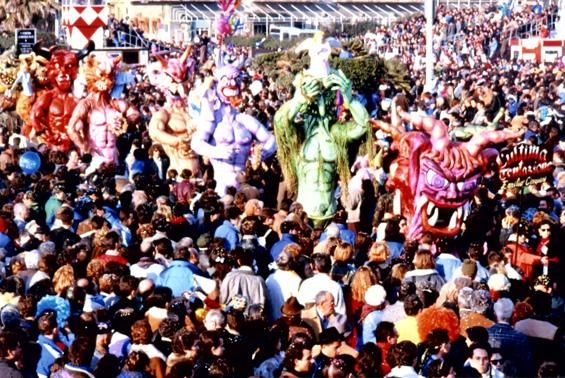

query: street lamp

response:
[425,0,435,91]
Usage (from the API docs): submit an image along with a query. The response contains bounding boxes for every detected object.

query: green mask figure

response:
[273,32,369,227]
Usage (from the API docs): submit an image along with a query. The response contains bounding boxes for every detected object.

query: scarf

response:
[359,303,381,323]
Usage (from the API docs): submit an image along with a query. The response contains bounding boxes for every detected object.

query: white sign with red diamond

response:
[62,5,108,49]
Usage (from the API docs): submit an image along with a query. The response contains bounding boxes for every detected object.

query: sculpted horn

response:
[75,40,95,61]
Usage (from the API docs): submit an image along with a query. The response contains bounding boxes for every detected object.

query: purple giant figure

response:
[191,63,276,196]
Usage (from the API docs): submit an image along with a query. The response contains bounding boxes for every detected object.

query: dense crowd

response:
[0,2,565,378]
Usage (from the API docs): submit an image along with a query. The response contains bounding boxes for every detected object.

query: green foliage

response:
[323,21,384,38]
[341,38,367,56]
[383,58,411,93]
[331,56,381,94]
[227,35,307,51]
[227,35,263,48]
[0,0,59,30]
[251,49,410,94]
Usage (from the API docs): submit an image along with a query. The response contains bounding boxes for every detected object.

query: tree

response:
[0,0,59,31]
[251,49,410,95]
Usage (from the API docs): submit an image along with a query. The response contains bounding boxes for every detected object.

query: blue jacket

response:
[214,220,239,251]
[0,232,14,257]
[362,310,383,346]
[435,254,462,281]
[157,260,195,297]
[319,223,356,246]
[37,334,64,378]
[270,233,296,261]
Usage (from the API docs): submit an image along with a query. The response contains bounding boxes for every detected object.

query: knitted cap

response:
[461,259,477,278]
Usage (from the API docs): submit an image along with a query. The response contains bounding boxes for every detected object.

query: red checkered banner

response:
[61,5,108,49]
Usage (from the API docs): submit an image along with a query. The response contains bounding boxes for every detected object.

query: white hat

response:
[249,80,263,97]
[364,284,387,307]
[488,273,511,292]
[326,224,340,238]
[24,250,40,270]
[194,274,217,295]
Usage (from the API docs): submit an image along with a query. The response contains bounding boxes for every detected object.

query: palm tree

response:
[0,0,59,31]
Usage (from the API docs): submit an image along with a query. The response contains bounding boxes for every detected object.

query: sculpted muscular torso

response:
[29,42,94,151]
[148,46,199,175]
[67,54,140,166]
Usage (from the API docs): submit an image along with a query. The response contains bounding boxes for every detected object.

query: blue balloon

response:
[19,151,41,175]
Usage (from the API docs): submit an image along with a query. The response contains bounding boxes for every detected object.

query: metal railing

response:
[108,27,176,53]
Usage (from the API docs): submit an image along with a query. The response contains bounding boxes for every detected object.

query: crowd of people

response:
[1,1,565,378]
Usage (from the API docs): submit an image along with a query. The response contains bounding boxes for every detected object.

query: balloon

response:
[19,151,41,175]
[216,15,232,37]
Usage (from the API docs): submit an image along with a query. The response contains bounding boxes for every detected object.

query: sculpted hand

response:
[299,77,321,103]
[326,70,352,107]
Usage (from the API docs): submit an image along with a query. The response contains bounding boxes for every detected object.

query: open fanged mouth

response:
[420,197,471,236]
[221,86,239,97]
[95,80,108,91]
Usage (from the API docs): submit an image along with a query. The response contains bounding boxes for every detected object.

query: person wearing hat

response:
[436,258,477,307]
[300,291,347,340]
[265,248,302,322]
[452,244,488,283]
[0,305,21,333]
[458,288,494,339]
[360,284,387,345]
[274,297,315,343]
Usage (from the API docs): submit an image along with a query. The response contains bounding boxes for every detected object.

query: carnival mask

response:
[33,41,94,92]
[387,114,521,239]
[215,65,241,107]
[151,45,195,99]
[84,54,121,94]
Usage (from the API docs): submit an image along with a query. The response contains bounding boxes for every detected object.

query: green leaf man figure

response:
[273,32,369,227]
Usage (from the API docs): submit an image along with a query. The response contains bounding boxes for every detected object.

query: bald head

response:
[138,279,155,296]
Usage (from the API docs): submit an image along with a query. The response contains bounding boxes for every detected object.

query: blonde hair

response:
[86,259,105,282]
[413,249,435,270]
[53,265,75,295]
[391,263,409,281]
[244,199,263,218]
[282,243,302,259]
[333,241,354,263]
[155,196,172,221]
[350,266,378,302]
[368,242,390,264]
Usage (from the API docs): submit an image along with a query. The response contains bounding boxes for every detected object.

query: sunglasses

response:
[540,228,551,232]
[491,359,504,365]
